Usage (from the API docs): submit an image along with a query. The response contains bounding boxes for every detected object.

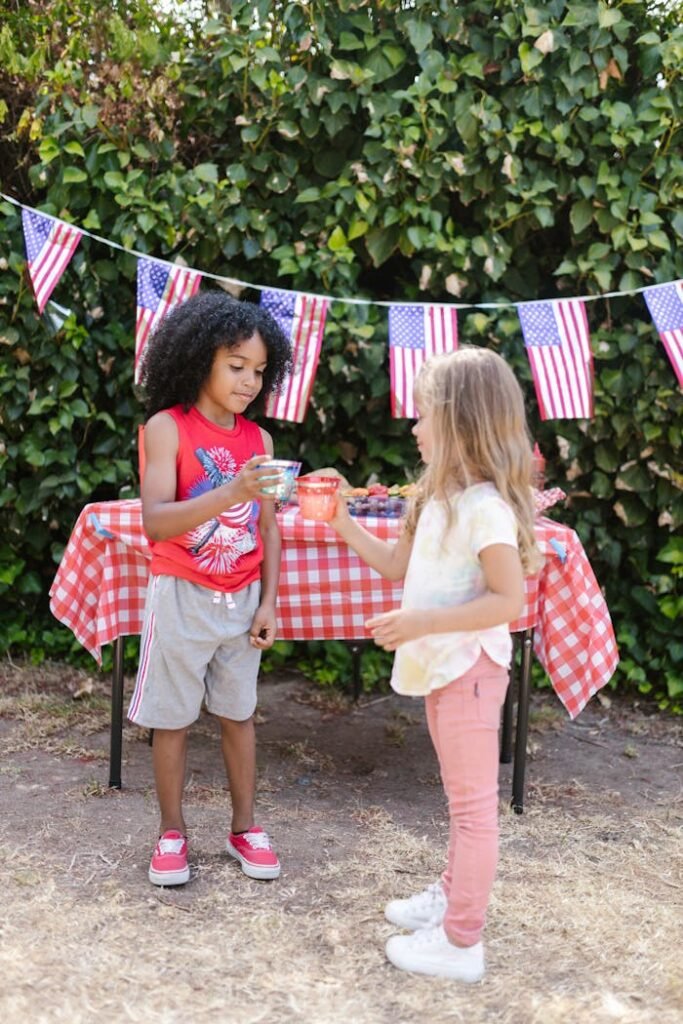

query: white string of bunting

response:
[3,192,682,422]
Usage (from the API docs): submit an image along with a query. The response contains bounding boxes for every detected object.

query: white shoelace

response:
[243,831,272,850]
[157,837,185,855]
[411,882,445,908]
[412,925,446,946]
[411,927,479,955]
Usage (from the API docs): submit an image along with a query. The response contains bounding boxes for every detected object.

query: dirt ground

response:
[1,659,682,1024]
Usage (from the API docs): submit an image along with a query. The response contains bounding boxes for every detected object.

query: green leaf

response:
[327,226,347,251]
[37,137,60,164]
[81,105,100,128]
[594,444,619,472]
[226,163,249,186]
[593,266,612,290]
[62,167,88,184]
[646,230,671,251]
[365,225,400,267]
[329,59,373,85]
[347,219,368,241]
[519,42,544,74]
[295,188,321,204]
[616,463,652,493]
[136,212,156,233]
[459,53,485,80]
[277,121,299,140]
[613,494,649,527]
[339,32,364,51]
[591,471,613,499]
[103,171,125,190]
[194,163,218,184]
[657,539,683,566]
[266,172,290,193]
[383,45,406,69]
[598,6,623,28]
[405,20,433,54]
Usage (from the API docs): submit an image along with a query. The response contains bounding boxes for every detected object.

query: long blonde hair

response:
[405,347,542,575]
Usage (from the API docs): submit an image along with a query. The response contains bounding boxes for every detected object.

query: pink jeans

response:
[424,651,509,947]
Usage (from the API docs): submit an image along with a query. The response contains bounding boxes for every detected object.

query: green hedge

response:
[0,0,681,704]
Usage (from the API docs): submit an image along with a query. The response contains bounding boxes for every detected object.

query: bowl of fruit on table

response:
[342,482,416,518]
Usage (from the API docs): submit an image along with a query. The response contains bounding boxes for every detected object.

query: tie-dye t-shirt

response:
[148,405,265,593]
[391,482,519,696]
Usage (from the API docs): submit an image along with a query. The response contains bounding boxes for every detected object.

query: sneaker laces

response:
[412,925,447,947]
[412,882,445,908]
[243,830,272,850]
[157,836,185,855]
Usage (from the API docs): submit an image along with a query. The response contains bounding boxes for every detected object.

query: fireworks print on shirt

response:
[185,446,257,574]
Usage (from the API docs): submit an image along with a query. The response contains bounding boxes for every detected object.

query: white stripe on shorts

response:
[128,578,157,722]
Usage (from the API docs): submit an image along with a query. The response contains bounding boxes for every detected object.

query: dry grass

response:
[1,800,681,1024]
[1,661,682,1023]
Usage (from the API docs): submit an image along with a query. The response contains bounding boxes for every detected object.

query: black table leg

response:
[108,637,124,789]
[500,663,514,764]
[511,628,534,814]
[348,642,364,701]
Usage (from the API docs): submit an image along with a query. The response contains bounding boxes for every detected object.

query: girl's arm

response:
[249,428,281,649]
[367,543,524,651]
[141,412,277,541]
[328,495,413,582]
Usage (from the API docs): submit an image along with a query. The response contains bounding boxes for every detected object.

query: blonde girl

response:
[329,347,541,982]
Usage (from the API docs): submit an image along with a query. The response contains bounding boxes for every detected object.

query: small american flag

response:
[388,304,458,418]
[135,259,201,381]
[21,209,82,314]
[519,299,594,420]
[643,281,683,388]
[261,289,328,422]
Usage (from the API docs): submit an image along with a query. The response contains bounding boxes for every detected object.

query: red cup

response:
[296,475,340,521]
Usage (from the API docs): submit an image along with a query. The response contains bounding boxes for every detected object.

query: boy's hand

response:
[249,604,277,649]
[229,456,282,505]
[365,608,428,651]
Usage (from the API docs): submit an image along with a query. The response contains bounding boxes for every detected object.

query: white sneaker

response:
[385,925,484,982]
[384,881,447,930]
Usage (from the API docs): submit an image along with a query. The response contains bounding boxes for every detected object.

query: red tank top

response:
[149,405,266,592]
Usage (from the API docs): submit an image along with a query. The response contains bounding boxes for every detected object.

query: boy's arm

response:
[141,413,276,541]
[249,427,281,649]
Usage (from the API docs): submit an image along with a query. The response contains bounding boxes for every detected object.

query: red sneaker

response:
[148,830,190,886]
[226,826,281,880]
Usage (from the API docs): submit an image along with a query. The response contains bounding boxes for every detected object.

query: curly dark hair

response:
[139,291,292,421]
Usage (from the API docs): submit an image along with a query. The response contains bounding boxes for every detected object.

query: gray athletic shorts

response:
[127,575,262,729]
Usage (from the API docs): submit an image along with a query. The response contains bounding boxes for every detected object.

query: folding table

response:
[50,496,618,811]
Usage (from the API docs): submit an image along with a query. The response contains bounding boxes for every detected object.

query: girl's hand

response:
[249,603,277,649]
[328,492,353,533]
[230,456,282,505]
[365,608,428,651]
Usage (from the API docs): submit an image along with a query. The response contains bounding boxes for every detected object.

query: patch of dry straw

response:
[1,794,681,1024]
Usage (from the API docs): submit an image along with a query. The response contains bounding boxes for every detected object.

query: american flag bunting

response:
[135,259,201,382]
[518,299,594,420]
[21,208,82,314]
[388,304,458,418]
[261,289,328,422]
[643,281,683,388]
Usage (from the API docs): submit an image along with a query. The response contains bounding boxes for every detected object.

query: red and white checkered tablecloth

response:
[49,495,618,718]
